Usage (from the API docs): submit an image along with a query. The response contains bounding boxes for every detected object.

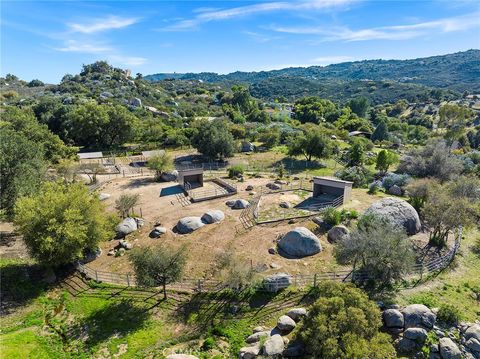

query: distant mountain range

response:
[145,50,480,100]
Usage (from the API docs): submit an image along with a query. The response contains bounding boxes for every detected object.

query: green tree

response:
[14,181,113,267]
[439,103,472,142]
[192,119,235,160]
[146,152,173,181]
[371,120,389,142]
[287,125,334,161]
[299,282,396,359]
[129,245,187,299]
[347,97,369,117]
[293,97,337,124]
[334,214,415,290]
[0,128,46,215]
[375,150,399,173]
[347,141,365,167]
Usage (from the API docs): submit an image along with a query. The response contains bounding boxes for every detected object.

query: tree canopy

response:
[14,181,113,267]
[192,119,235,160]
[287,124,335,161]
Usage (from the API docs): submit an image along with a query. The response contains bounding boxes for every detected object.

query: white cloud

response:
[270,12,480,41]
[162,0,355,31]
[108,55,147,66]
[68,15,138,34]
[56,40,112,54]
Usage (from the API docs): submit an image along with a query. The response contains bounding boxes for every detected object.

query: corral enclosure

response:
[90,175,389,280]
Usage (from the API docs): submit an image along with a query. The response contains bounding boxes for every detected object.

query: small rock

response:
[246,331,270,344]
[388,184,403,196]
[239,346,260,359]
[279,201,291,209]
[232,199,250,209]
[107,249,115,256]
[263,273,292,292]
[98,193,111,201]
[246,185,254,191]
[226,200,236,207]
[327,225,350,243]
[149,226,167,238]
[270,263,281,269]
[277,315,296,333]
[397,337,419,353]
[439,338,462,359]
[268,247,277,255]
[383,309,404,328]
[404,328,428,343]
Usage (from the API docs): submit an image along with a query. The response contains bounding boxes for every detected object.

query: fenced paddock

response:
[76,227,462,293]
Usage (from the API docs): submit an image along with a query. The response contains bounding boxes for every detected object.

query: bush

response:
[323,207,342,226]
[437,304,460,325]
[201,337,216,350]
[335,166,373,188]
[381,173,411,190]
[368,182,380,194]
[228,165,245,178]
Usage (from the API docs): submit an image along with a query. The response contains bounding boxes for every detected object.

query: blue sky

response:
[2,0,480,83]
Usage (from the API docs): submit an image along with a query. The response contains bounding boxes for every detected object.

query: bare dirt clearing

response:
[89,177,389,279]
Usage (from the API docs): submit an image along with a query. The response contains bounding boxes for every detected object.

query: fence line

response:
[76,226,462,292]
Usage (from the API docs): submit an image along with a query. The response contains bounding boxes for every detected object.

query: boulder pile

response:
[382,304,479,359]
[239,307,308,358]
[176,210,225,234]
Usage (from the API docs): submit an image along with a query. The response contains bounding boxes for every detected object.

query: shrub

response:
[335,166,373,188]
[228,165,244,178]
[437,304,460,325]
[368,182,380,194]
[201,337,216,351]
[323,207,342,226]
[381,173,411,190]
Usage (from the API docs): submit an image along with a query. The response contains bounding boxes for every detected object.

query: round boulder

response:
[116,217,138,236]
[287,308,307,322]
[201,210,225,224]
[263,273,292,292]
[278,227,322,258]
[439,338,462,359]
[383,309,404,329]
[402,304,436,329]
[176,217,205,234]
[364,197,421,235]
[262,334,284,356]
[277,315,296,333]
[232,199,250,209]
[161,170,178,182]
[327,225,350,243]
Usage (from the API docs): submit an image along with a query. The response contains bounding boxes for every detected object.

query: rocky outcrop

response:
[402,304,436,329]
[327,225,350,243]
[278,227,322,258]
[201,210,225,224]
[176,217,205,234]
[364,197,421,235]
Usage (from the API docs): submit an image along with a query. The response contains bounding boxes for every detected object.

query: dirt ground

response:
[0,222,29,260]
[88,176,390,279]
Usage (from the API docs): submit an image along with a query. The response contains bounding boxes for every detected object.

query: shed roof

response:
[313,176,353,185]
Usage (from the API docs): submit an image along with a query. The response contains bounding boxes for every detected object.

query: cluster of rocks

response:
[108,238,134,257]
[383,304,480,359]
[176,210,225,234]
[226,199,250,210]
[277,227,322,258]
[239,308,307,358]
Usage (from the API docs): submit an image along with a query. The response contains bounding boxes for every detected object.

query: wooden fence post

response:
[127,274,130,287]
[313,273,317,288]
[95,270,99,282]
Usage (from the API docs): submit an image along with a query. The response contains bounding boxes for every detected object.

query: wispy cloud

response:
[270,12,480,41]
[68,15,139,34]
[108,55,147,66]
[55,40,112,54]
[311,55,355,64]
[242,31,280,43]
[162,0,355,31]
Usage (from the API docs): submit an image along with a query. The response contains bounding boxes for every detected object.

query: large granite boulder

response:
[239,345,260,359]
[383,309,404,329]
[232,199,250,209]
[176,217,205,234]
[263,334,284,356]
[439,338,461,359]
[201,210,225,224]
[327,225,350,243]
[278,227,322,257]
[263,273,292,292]
[161,170,178,182]
[365,197,421,235]
[277,315,296,333]
[116,217,138,236]
[286,308,307,322]
[402,304,436,329]
[464,324,480,342]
